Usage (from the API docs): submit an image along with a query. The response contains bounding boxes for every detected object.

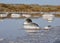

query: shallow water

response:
[0,17,60,43]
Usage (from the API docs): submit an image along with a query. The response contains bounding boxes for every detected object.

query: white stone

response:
[0,14,7,17]
[42,13,55,22]
[22,14,31,17]
[11,14,21,18]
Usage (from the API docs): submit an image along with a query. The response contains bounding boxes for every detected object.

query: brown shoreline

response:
[0,3,60,12]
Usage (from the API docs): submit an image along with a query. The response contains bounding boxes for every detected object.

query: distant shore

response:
[0,3,60,12]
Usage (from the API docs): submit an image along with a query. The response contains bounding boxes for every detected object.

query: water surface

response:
[0,17,60,43]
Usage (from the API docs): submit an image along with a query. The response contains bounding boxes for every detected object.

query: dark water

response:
[0,18,60,43]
